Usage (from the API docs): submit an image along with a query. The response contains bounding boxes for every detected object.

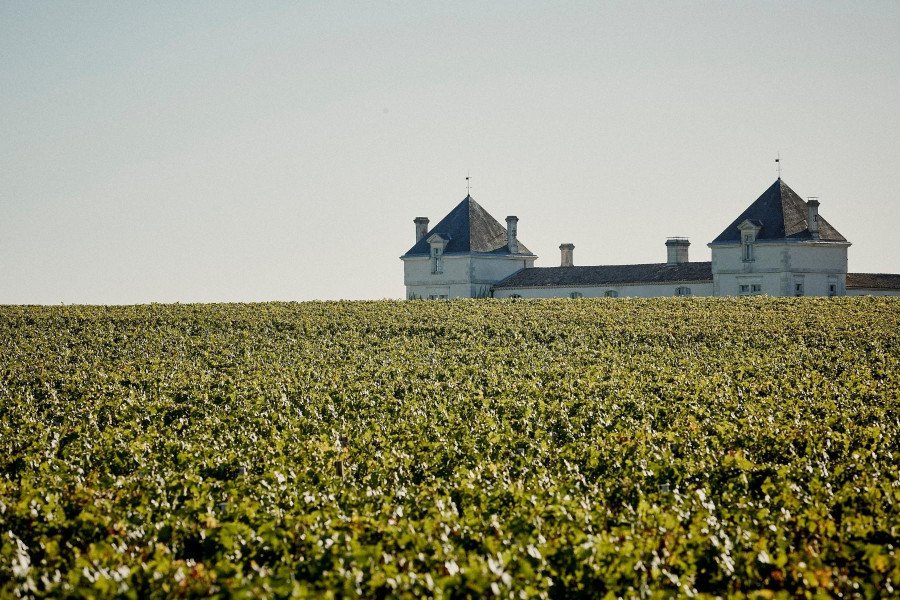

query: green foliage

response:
[1,297,899,597]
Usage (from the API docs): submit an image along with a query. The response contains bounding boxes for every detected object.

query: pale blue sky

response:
[2,1,899,303]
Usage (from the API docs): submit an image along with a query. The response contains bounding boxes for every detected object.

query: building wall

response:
[493,281,714,299]
[788,244,849,272]
[847,288,900,297]
[401,214,900,298]
[710,241,849,296]
[403,254,535,299]
[474,256,535,285]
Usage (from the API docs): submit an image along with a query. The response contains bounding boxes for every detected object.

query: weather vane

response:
[776,152,782,179]
[466,172,471,195]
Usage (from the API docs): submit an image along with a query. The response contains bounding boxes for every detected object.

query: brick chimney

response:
[506,216,519,253]
[806,198,820,240]
[414,217,429,243]
[560,243,574,267]
[665,238,690,264]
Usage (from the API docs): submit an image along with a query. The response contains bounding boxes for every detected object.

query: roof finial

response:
[775,152,782,180]
[466,172,471,195]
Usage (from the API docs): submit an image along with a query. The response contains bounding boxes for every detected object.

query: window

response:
[742,233,754,262]
[569,291,583,299]
[428,294,448,300]
[427,234,450,275]
[675,286,691,296]
[740,284,762,296]
[828,283,837,297]
[431,247,443,274]
[604,290,619,298]
[509,294,522,299]
[795,283,804,297]
[737,220,760,263]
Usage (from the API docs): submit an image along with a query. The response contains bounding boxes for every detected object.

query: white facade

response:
[403,253,536,299]
[710,241,849,297]
[493,281,714,299]
[847,288,900,297]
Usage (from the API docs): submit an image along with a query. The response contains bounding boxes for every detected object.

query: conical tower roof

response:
[711,179,847,244]
[404,195,534,256]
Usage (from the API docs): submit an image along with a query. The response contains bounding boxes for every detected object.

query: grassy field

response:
[1,298,898,597]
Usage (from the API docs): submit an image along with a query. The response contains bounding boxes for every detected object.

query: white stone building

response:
[401,196,536,299]
[707,179,850,297]
[402,179,900,298]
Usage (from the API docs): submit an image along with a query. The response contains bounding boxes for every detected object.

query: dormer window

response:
[426,233,451,276]
[737,220,761,263]
[431,247,443,274]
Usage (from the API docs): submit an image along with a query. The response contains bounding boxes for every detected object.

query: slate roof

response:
[494,262,713,289]
[403,195,534,256]
[711,179,847,244]
[846,273,900,290]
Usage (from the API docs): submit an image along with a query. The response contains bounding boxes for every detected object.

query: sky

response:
[2,1,899,304]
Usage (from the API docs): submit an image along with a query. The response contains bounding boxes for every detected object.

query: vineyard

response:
[1,297,899,597]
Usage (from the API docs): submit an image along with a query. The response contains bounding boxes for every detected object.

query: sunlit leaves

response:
[1,297,899,596]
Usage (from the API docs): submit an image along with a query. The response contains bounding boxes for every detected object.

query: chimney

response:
[414,217,429,243]
[806,198,820,240]
[560,243,574,267]
[665,238,690,264]
[506,216,519,253]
